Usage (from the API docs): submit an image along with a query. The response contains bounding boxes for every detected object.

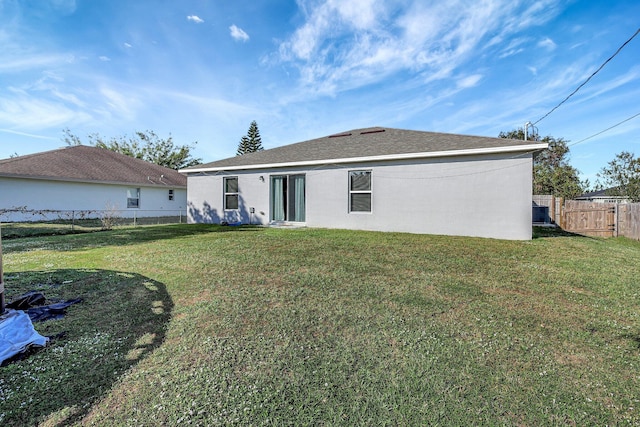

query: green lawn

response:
[1,225,639,426]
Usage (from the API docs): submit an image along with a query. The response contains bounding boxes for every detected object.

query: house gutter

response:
[180,143,548,174]
[0,173,187,188]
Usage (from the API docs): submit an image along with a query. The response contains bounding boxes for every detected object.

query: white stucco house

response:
[180,127,548,240]
[0,145,187,222]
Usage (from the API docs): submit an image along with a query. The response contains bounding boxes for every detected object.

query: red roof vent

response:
[360,129,386,135]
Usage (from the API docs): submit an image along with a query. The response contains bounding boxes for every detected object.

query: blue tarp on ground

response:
[0,309,48,365]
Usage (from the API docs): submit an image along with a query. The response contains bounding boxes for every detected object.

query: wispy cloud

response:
[0,128,58,140]
[99,55,111,62]
[538,37,557,51]
[498,37,529,58]
[457,74,482,89]
[0,93,90,130]
[275,0,563,98]
[187,15,204,24]
[99,86,142,118]
[0,53,74,72]
[229,25,249,42]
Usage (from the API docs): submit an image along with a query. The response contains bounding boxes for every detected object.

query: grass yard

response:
[0,224,639,425]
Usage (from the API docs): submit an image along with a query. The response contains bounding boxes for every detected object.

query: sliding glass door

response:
[271,174,305,222]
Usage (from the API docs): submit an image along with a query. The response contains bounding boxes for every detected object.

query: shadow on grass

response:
[532,226,590,239]
[1,224,264,253]
[0,268,174,426]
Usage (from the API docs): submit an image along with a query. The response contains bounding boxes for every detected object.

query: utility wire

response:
[569,111,640,147]
[533,27,640,125]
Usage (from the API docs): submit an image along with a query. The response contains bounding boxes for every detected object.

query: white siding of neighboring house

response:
[186,152,534,240]
[0,177,186,222]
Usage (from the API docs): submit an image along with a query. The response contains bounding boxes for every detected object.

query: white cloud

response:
[0,128,57,140]
[0,53,74,72]
[124,42,132,48]
[498,37,529,58]
[99,86,141,118]
[99,56,111,62]
[187,15,204,24]
[230,25,249,42]
[275,0,564,97]
[538,37,557,51]
[0,93,90,130]
[457,74,482,89]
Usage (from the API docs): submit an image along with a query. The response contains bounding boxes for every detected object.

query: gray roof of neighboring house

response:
[0,145,187,187]
[182,126,547,172]
[577,187,625,199]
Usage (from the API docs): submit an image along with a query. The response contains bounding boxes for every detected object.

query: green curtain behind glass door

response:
[272,176,285,221]
[293,175,305,222]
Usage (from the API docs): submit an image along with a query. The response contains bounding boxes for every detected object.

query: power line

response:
[569,111,640,147]
[533,27,640,125]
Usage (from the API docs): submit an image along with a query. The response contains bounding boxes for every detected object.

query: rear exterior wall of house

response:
[186,152,533,240]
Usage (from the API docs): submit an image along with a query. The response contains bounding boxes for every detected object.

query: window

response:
[349,170,371,212]
[168,189,174,201]
[127,188,140,208]
[224,177,239,210]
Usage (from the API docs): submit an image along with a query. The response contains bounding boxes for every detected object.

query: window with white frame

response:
[168,189,174,201]
[349,170,371,212]
[127,188,140,208]
[224,177,239,210]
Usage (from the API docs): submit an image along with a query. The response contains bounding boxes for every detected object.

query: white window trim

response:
[224,176,239,210]
[127,188,140,209]
[348,170,372,214]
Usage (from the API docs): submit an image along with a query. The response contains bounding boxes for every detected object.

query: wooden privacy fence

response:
[618,202,640,240]
[560,200,616,238]
[537,196,640,239]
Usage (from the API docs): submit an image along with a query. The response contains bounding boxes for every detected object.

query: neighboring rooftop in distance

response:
[182,126,547,172]
[0,145,187,187]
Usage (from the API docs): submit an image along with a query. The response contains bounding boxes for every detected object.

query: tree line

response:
[500,128,640,202]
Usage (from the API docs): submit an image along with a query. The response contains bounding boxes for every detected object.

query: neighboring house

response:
[181,127,547,240]
[0,145,187,222]
[575,188,631,204]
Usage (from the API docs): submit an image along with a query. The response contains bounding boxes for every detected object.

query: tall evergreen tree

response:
[236,120,263,155]
[236,135,251,156]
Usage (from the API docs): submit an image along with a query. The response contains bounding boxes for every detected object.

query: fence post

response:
[134,211,137,227]
[614,203,619,237]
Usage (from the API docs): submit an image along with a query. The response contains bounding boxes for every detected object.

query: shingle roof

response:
[182,127,546,172]
[0,145,186,187]
[577,187,622,199]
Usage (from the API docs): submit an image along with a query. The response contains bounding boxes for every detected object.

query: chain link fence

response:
[0,208,187,238]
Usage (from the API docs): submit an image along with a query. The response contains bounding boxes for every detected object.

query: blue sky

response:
[1,0,638,184]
